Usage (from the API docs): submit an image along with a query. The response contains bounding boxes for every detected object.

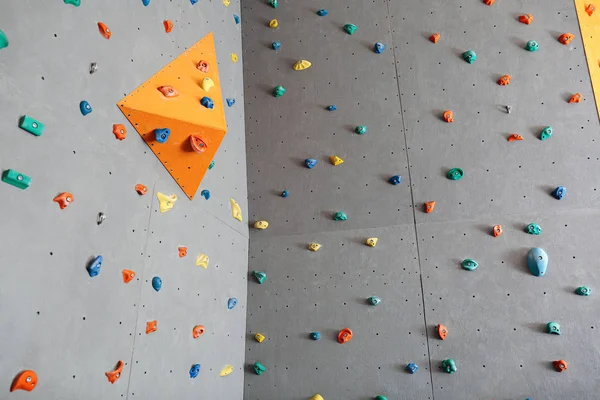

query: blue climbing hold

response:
[527,247,548,277]
[388,175,401,185]
[316,9,328,16]
[80,101,92,116]
[233,14,240,24]
[87,255,103,277]
[200,97,214,109]
[228,298,238,309]
[406,363,419,374]
[281,190,289,197]
[142,0,150,5]
[190,0,198,4]
[200,190,210,200]
[154,128,171,144]
[309,332,321,340]
[152,276,162,292]
[272,41,282,50]
[374,42,385,54]
[305,158,318,169]
[326,105,337,111]
[552,186,566,200]
[189,364,201,379]
[226,98,236,107]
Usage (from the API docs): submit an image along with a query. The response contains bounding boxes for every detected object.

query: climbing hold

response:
[441,359,457,374]
[200,96,214,109]
[337,328,353,344]
[281,190,289,197]
[330,156,344,166]
[152,276,162,291]
[355,125,368,135]
[231,53,238,62]
[553,360,568,372]
[437,324,448,340]
[142,0,150,5]
[576,286,592,296]
[508,133,524,142]
[112,124,127,140]
[540,126,553,141]
[551,186,566,200]
[326,105,337,111]
[189,364,201,379]
[269,19,279,28]
[87,255,103,277]
[317,9,328,16]
[163,20,174,33]
[493,225,503,237]
[200,190,210,200]
[374,396,388,400]
[506,105,512,113]
[80,100,92,116]
[208,160,215,170]
[157,85,179,98]
[309,331,322,341]
[200,77,215,91]
[135,184,148,195]
[90,62,98,74]
[461,259,479,271]
[273,85,286,97]
[10,370,38,392]
[97,22,112,39]
[293,60,312,71]
[305,158,318,169]
[268,0,278,8]
[156,192,177,213]
[255,333,266,342]
[447,168,464,181]
[586,4,596,16]
[525,40,539,52]
[253,271,267,284]
[220,365,234,376]
[365,238,379,247]
[253,221,269,230]
[519,14,534,24]
[424,201,436,213]
[310,395,324,400]
[527,247,548,277]
[497,75,511,86]
[308,243,322,252]
[191,325,205,339]
[122,269,135,283]
[547,322,561,334]
[190,135,208,153]
[105,361,124,384]
[333,211,348,221]
[230,198,243,221]
[388,175,401,185]
[343,24,357,35]
[53,192,74,210]
[374,42,385,54]
[63,0,80,6]
[558,33,575,45]
[483,0,495,5]
[19,115,44,136]
[525,223,542,235]
[226,98,236,107]
[406,363,419,374]
[569,93,582,103]
[429,33,440,43]
[462,50,477,64]
[253,362,266,375]
[443,110,454,123]
[97,212,106,225]
[2,169,31,190]
[368,296,381,306]
[146,320,158,334]
[272,41,282,50]
[228,298,238,309]
[234,14,240,24]
[196,60,209,72]
[196,253,209,269]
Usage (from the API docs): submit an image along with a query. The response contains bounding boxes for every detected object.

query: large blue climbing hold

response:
[200,190,210,200]
[80,101,92,116]
[305,159,318,169]
[388,175,401,185]
[189,364,201,378]
[142,0,150,5]
[552,186,566,200]
[228,298,238,309]
[527,247,548,277]
[200,96,214,109]
[272,41,282,50]
[326,105,337,111]
[87,255,103,277]
[152,276,162,292]
[233,14,240,24]
[226,98,236,107]
[316,9,328,16]
[374,42,385,54]
[154,128,171,144]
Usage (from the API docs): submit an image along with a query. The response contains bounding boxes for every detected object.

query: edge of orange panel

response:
[574,0,600,119]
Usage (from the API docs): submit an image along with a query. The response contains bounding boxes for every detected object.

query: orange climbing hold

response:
[189,135,208,154]
[178,246,187,257]
[98,22,111,39]
[443,110,454,123]
[424,201,436,213]
[569,93,583,103]
[196,60,210,73]
[163,20,174,33]
[554,359,568,372]
[497,75,511,86]
[122,269,136,283]
[493,225,503,237]
[558,33,575,45]
[10,370,38,392]
[429,33,440,43]
[157,86,179,98]
[437,324,448,340]
[337,328,353,344]
[113,124,127,140]
[53,192,74,210]
[483,0,495,5]
[519,14,534,24]
[586,4,596,16]
[508,133,524,142]
[146,320,158,334]
[105,361,124,384]
[192,325,205,338]
[135,184,148,195]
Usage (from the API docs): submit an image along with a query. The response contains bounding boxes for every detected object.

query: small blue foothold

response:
[406,363,419,374]
[316,9,328,16]
[80,101,92,116]
[374,42,385,54]
[389,175,401,185]
[87,255,103,277]
[200,190,210,200]
[326,105,337,111]
[233,14,240,24]
[142,0,150,5]
[309,332,321,340]
[200,96,214,109]
[527,247,548,277]
[228,297,238,309]
[189,364,201,379]
[305,159,318,169]
[226,98,236,107]
[272,41,282,50]
[552,186,566,200]
[154,128,171,144]
[152,276,162,292]
[281,190,289,197]
[190,0,198,4]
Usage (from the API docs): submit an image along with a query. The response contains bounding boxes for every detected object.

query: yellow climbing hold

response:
[269,19,279,28]
[253,220,269,230]
[310,395,324,400]
[255,333,266,343]
[330,156,344,166]
[230,198,243,221]
[365,237,379,247]
[231,53,239,63]
[222,0,230,6]
[220,365,234,376]
[293,60,312,71]
[308,243,322,252]
[200,77,214,92]
[156,192,177,213]
[196,253,209,269]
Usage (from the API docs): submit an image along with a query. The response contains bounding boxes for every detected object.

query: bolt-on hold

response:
[374,396,388,400]
[200,77,215,91]
[343,23,357,35]
[253,271,267,284]
[508,133,523,142]
[441,358,457,374]
[196,253,209,269]
[558,33,575,45]
[389,175,401,185]
[506,105,512,113]
[105,361,124,384]
[273,85,286,97]
[10,370,38,392]
[63,0,80,6]
[309,332,321,340]
[308,243,322,252]
[122,269,135,283]
[189,364,201,378]
[374,42,385,54]
[586,4,596,16]
[226,98,236,107]
[142,0,150,6]
[527,247,548,277]
[406,363,419,374]
[272,41,282,50]
[443,110,454,122]
[158,85,179,98]
[525,223,542,235]
[268,0,278,8]
[281,190,289,197]
[305,158,318,169]
[220,365,234,377]
[90,62,98,74]
[135,184,148,195]
[163,20,174,33]
[461,259,479,271]
[492,225,503,237]
[97,212,106,225]
[317,9,328,16]
[540,126,553,140]
[192,325,205,338]
[87,255,103,277]
[483,0,495,4]
[368,296,381,306]
[437,324,448,339]
[551,186,566,200]
[253,362,266,375]
[19,115,44,136]
[97,22,112,39]
[152,276,162,291]
[230,198,243,221]
[355,125,368,134]
[253,221,269,230]
[525,40,539,52]
[547,322,561,334]
[330,156,344,166]
[113,124,127,140]
[228,298,238,310]
[234,14,240,24]
[462,50,477,64]
[255,333,266,342]
[553,360,568,372]
[208,160,215,169]
[80,100,92,115]
[337,328,353,344]
[326,105,337,111]
[293,60,312,71]
[156,192,177,213]
[189,135,208,153]
[497,75,511,85]
[429,33,440,43]
[146,320,158,334]
[333,211,348,221]
[200,96,214,109]
[575,286,592,296]
[196,60,209,72]
[154,128,171,143]
[200,190,210,200]
[447,168,464,180]
[310,395,324,400]
[365,237,379,247]
[424,201,436,213]
[519,14,534,24]
[269,19,279,28]
[569,93,582,103]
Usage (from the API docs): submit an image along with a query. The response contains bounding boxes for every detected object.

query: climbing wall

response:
[0,1,247,398]
[242,0,600,399]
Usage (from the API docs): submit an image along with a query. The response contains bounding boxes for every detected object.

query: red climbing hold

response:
[113,124,127,140]
[569,93,582,103]
[157,86,179,98]
[98,22,111,39]
[493,225,503,237]
[10,370,38,392]
[178,246,187,257]
[497,75,511,86]
[135,184,148,195]
[586,4,596,16]
[105,361,124,384]
[122,269,136,283]
[483,0,495,5]
[443,110,454,123]
[519,14,534,24]
[553,359,568,372]
[507,133,524,142]
[429,33,440,43]
[424,201,436,213]
[53,192,74,209]
[163,20,174,33]
[558,33,575,45]
[192,325,205,338]
[196,60,210,73]
[337,328,353,344]
[189,135,208,154]
[146,320,158,334]
[437,324,448,340]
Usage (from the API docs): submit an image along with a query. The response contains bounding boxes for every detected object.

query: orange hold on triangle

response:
[117,33,227,200]
[586,4,596,16]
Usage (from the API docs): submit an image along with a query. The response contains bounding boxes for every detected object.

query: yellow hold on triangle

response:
[220,365,234,376]
[293,60,312,71]
[230,198,243,221]
[200,77,214,92]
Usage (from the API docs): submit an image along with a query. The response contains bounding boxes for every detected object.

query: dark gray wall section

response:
[0,1,247,399]
[243,0,600,399]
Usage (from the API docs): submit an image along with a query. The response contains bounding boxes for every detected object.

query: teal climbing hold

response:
[461,259,479,271]
[253,362,267,375]
[462,50,476,64]
[525,223,542,235]
[441,359,457,374]
[525,40,539,52]
[447,168,464,180]
[253,271,267,284]
[374,396,388,400]
[368,296,381,306]
[575,286,592,296]
[0,30,8,49]
[547,322,561,335]
[343,24,357,35]
[64,0,80,5]
[208,160,215,170]
[540,126,553,141]
[268,0,278,8]
[355,125,367,135]
[317,9,328,16]
[333,211,348,221]
[2,169,31,190]
[527,247,548,277]
[273,85,286,97]
[19,115,44,136]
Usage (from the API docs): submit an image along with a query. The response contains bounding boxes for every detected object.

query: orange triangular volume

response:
[117,33,227,200]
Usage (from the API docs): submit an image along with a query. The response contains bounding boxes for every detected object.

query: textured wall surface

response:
[0,1,247,399]
[242,0,600,399]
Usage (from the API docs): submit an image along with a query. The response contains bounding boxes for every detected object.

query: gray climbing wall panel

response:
[242,0,600,399]
[0,1,247,398]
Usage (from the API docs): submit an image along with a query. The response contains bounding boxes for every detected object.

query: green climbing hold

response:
[273,85,286,97]
[461,259,479,271]
[576,286,592,296]
[525,223,542,235]
[2,169,31,190]
[368,296,381,306]
[268,0,278,8]
[462,50,476,64]
[374,396,388,400]
[447,168,464,181]
[208,160,215,170]
[63,0,81,6]
[0,30,8,49]
[333,211,348,221]
[19,115,44,136]
[253,271,267,284]
[344,24,357,35]
[355,125,367,135]
[441,358,457,374]
[547,322,561,335]
[253,362,267,375]
[525,40,539,52]
[540,126,553,141]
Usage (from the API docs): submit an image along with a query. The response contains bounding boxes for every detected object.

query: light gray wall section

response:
[0,1,247,399]
[242,0,600,399]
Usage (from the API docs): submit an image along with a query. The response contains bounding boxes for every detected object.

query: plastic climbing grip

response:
[135,184,148,195]
[424,201,436,213]
[10,370,38,392]
[228,298,238,309]
[200,96,214,109]
[492,225,503,237]
[196,253,209,269]
[586,4,596,16]
[368,296,381,306]
[196,60,209,72]
[527,247,548,277]
[189,364,201,378]
[230,198,243,221]
[87,255,103,277]
[553,360,568,372]
[497,75,511,86]
[374,42,385,54]
[271,42,282,50]
[0,30,8,49]
[226,98,236,107]
[552,186,566,200]
[163,20,174,33]
[569,93,582,103]
[447,168,464,180]
[2,169,31,190]
[437,324,448,340]
[293,60,312,71]
[429,33,440,43]
[253,271,267,284]
[337,327,353,344]
[508,133,524,142]
[112,124,127,140]
[576,286,592,296]
[461,258,479,271]
[547,322,561,334]
[200,77,215,91]
[333,211,348,221]
[80,100,92,115]
[443,110,454,122]
[152,276,162,291]
[97,22,111,39]
[157,192,177,213]
[462,50,476,64]
[53,192,74,209]
[365,237,379,247]
[330,156,344,166]
[355,125,368,134]
[200,190,210,200]
[105,361,124,384]
[305,158,318,169]
[189,135,208,154]
[146,320,158,334]
[519,14,534,24]
[255,333,266,342]
[19,115,44,136]
[316,9,328,16]
[220,365,234,376]
[483,0,495,5]
[63,0,80,6]
[269,19,279,28]
[343,23,357,35]
[406,363,419,374]
[308,243,322,252]
[273,85,286,97]
[310,395,324,400]
[253,362,266,375]
[122,269,135,283]
[525,40,539,52]
[525,223,542,235]
[309,332,321,340]
[441,358,457,374]
[157,85,179,98]
[558,33,575,45]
